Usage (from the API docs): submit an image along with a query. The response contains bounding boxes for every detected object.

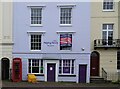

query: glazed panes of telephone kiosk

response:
[12,58,22,82]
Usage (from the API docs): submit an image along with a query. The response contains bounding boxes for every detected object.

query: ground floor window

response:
[117,51,120,69]
[59,59,75,74]
[28,59,44,74]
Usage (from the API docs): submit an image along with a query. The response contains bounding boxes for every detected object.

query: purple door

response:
[79,65,87,83]
[47,63,56,82]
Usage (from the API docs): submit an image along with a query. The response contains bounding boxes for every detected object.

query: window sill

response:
[30,24,43,27]
[102,10,115,12]
[60,50,72,51]
[59,24,72,27]
[58,74,76,77]
[27,74,44,76]
[30,50,42,52]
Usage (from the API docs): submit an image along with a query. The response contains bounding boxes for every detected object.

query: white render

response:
[0,2,13,80]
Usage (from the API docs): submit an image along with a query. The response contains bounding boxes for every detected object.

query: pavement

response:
[1,80,120,89]
[0,81,2,88]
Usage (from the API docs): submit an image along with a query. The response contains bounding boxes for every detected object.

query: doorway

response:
[79,65,87,83]
[47,63,56,82]
[1,58,10,80]
[90,51,99,76]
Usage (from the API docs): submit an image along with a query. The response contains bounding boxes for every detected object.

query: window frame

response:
[59,33,72,51]
[27,31,46,52]
[102,24,114,39]
[59,7,73,26]
[59,59,75,75]
[28,59,44,74]
[30,34,42,51]
[30,7,43,26]
[102,0,114,12]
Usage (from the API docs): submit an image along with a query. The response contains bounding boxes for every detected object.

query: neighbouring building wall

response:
[0,1,2,80]
[1,2,13,67]
[98,49,118,81]
[118,1,120,39]
[91,1,120,81]
[0,2,13,80]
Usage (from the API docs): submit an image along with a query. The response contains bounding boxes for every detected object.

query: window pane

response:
[63,67,70,73]
[102,31,107,39]
[32,67,39,73]
[108,24,113,29]
[103,24,107,29]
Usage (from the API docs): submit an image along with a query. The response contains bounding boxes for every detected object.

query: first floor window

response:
[28,59,44,74]
[59,59,75,74]
[102,24,113,45]
[60,34,72,50]
[31,34,41,50]
[117,51,120,69]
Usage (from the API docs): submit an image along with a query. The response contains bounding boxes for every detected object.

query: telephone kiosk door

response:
[12,58,22,82]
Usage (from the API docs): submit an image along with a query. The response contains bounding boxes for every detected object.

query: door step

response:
[90,76,106,83]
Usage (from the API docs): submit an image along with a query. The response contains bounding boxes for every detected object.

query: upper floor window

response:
[102,24,114,45]
[31,34,41,50]
[60,33,72,50]
[31,8,42,25]
[60,8,72,25]
[103,0,114,11]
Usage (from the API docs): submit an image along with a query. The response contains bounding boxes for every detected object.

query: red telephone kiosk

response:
[12,58,22,82]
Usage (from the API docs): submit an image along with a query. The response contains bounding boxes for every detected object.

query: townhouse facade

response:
[91,0,120,81]
[0,2,13,80]
[13,2,91,83]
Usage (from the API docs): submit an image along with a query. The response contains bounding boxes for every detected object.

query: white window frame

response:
[102,24,114,39]
[59,33,72,51]
[102,0,114,11]
[57,4,76,27]
[27,31,46,51]
[102,23,114,45]
[30,34,42,51]
[28,59,44,74]
[60,7,72,26]
[56,31,76,51]
[59,59,75,75]
[29,6,44,26]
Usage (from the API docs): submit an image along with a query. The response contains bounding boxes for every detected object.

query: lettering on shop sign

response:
[44,40,58,47]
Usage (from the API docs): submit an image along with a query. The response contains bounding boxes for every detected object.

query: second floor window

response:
[103,0,114,11]
[31,8,42,25]
[60,34,72,50]
[31,34,41,50]
[60,8,72,25]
